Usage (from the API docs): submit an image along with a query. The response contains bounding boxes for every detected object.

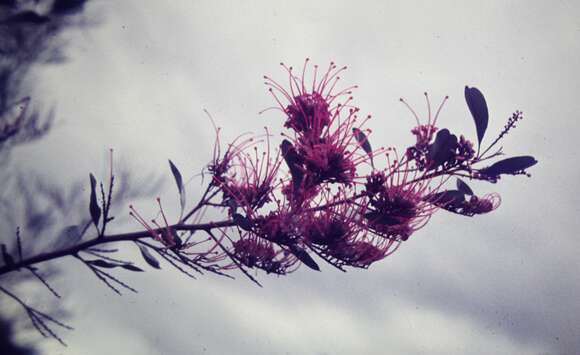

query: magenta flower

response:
[217,131,283,212]
[264,60,375,200]
[126,60,536,275]
[362,157,439,242]
[231,236,297,275]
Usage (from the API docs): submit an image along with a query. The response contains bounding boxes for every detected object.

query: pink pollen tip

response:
[156,197,161,202]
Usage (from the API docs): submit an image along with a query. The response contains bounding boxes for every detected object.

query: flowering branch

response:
[0,59,537,345]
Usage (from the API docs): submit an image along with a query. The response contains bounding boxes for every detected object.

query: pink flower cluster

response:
[132,59,536,276]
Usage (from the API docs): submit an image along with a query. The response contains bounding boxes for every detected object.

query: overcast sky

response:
[11,0,580,354]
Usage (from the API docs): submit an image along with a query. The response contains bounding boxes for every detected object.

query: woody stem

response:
[0,220,235,277]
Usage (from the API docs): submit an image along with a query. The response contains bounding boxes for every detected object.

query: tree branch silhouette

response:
[0,7,538,348]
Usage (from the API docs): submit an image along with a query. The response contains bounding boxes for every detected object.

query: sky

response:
[9,0,580,354]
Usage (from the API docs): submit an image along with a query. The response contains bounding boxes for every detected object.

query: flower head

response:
[231,236,296,274]
[264,59,374,200]
[402,93,476,171]
[362,149,441,241]
[218,130,282,212]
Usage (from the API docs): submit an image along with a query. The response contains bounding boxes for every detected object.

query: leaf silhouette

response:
[456,178,474,195]
[139,245,161,269]
[168,160,186,220]
[428,129,458,168]
[289,245,320,271]
[480,156,538,177]
[352,128,374,168]
[88,259,117,268]
[121,264,144,272]
[89,173,101,230]
[465,86,489,147]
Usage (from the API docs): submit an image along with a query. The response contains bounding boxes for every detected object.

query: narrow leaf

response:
[168,160,186,220]
[456,178,474,195]
[289,245,320,271]
[352,128,374,168]
[480,156,538,176]
[88,259,117,268]
[139,245,161,269]
[281,140,303,193]
[121,264,144,272]
[89,173,101,229]
[465,86,489,147]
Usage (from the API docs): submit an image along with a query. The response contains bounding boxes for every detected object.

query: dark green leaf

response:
[464,86,489,147]
[139,245,161,269]
[480,156,538,177]
[121,264,144,272]
[169,160,186,219]
[89,173,101,229]
[456,178,474,195]
[281,139,303,193]
[428,129,458,168]
[353,128,374,168]
[289,245,320,271]
[88,259,117,268]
